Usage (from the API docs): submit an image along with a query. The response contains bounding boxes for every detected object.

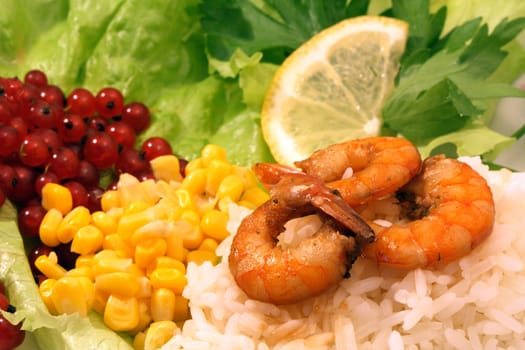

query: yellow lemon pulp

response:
[261,16,409,165]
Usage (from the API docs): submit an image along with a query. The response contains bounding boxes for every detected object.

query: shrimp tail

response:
[253,162,303,189]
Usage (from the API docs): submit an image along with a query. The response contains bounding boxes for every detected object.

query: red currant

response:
[31,128,63,154]
[57,114,87,144]
[47,147,80,180]
[62,180,89,208]
[19,134,51,167]
[34,171,59,197]
[0,125,20,156]
[67,88,96,118]
[95,87,124,118]
[83,132,119,170]
[141,137,173,161]
[24,69,48,88]
[75,160,100,188]
[17,204,46,238]
[40,84,66,106]
[107,121,136,149]
[116,148,150,176]
[9,164,37,203]
[121,102,151,132]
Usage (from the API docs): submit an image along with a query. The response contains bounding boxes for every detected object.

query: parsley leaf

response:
[200,0,370,63]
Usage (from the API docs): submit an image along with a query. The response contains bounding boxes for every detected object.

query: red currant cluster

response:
[0,69,182,274]
[0,282,25,350]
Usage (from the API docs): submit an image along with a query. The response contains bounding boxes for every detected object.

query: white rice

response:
[162,157,525,350]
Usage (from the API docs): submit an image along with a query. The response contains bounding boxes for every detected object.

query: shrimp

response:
[362,155,495,269]
[228,171,375,305]
[294,136,422,206]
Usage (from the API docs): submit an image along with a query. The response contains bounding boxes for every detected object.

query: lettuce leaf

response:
[0,202,133,350]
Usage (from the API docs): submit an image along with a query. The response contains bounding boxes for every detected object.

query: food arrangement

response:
[1,0,525,349]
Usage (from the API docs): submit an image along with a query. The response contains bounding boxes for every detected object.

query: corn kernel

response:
[180,168,207,196]
[39,278,58,314]
[131,220,172,246]
[35,253,67,279]
[91,256,133,276]
[144,321,178,350]
[95,272,140,297]
[56,206,91,244]
[165,230,184,262]
[216,174,244,202]
[231,165,259,189]
[130,298,152,334]
[39,208,63,247]
[200,144,227,166]
[135,238,167,270]
[91,211,117,235]
[101,190,120,212]
[71,225,104,256]
[182,225,203,250]
[174,189,196,210]
[65,266,92,279]
[184,158,203,175]
[136,276,152,299]
[200,209,229,241]
[150,155,183,182]
[180,210,200,226]
[104,294,140,332]
[103,234,133,257]
[240,186,270,207]
[124,200,153,216]
[205,160,232,196]
[116,209,156,242]
[186,249,218,265]
[148,256,186,276]
[173,296,189,322]
[41,183,73,215]
[133,331,146,350]
[149,268,187,294]
[150,288,176,322]
[93,289,109,314]
[51,276,94,317]
[217,196,234,212]
[199,238,219,252]
[75,255,94,269]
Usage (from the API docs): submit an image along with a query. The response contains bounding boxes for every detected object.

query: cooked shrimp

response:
[229,171,375,305]
[362,155,495,269]
[295,136,422,206]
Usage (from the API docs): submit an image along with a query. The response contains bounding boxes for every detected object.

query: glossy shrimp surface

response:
[295,136,422,206]
[228,171,375,305]
[363,155,495,269]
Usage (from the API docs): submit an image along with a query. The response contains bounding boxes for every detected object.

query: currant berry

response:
[34,171,59,197]
[121,102,151,132]
[47,147,80,180]
[17,204,47,238]
[75,160,100,188]
[62,180,89,208]
[67,88,96,118]
[24,69,48,88]
[40,84,66,107]
[86,116,109,132]
[0,96,12,124]
[83,131,119,170]
[9,164,37,203]
[86,187,104,212]
[19,133,51,167]
[0,125,20,156]
[30,128,63,154]
[57,114,87,143]
[115,148,150,176]
[141,137,173,161]
[95,87,124,118]
[107,121,136,149]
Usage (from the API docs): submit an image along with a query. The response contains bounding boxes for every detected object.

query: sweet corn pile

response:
[34,144,269,350]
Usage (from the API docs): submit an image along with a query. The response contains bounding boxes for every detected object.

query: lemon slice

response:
[261,16,409,165]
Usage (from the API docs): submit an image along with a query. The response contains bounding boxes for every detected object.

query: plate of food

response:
[1,0,525,349]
